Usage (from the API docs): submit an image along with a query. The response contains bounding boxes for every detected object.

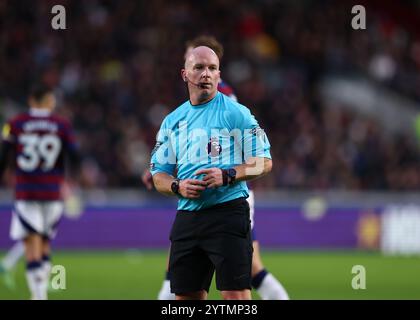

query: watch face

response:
[228,169,236,177]
[171,180,179,193]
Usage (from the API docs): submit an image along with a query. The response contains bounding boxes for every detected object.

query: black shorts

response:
[169,197,253,295]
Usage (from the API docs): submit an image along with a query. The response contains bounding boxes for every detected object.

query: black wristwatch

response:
[222,168,237,186]
[171,178,180,195]
[227,168,236,185]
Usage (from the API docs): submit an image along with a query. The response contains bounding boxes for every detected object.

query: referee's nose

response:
[201,67,211,79]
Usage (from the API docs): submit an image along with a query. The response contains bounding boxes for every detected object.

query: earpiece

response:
[184,76,203,88]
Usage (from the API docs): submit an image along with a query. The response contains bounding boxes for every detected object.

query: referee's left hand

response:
[194,168,223,189]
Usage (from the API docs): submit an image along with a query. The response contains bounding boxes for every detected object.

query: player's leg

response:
[247,190,290,300]
[251,240,290,300]
[157,246,176,300]
[41,238,52,288]
[10,201,49,299]
[23,233,48,300]
[0,241,25,290]
[157,268,174,300]
[0,241,25,272]
[41,201,64,294]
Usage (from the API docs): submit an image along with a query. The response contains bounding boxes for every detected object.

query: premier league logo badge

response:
[207,137,222,158]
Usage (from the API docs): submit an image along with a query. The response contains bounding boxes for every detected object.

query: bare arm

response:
[141,169,154,190]
[152,172,177,196]
[195,157,272,188]
[235,157,272,182]
[153,172,207,198]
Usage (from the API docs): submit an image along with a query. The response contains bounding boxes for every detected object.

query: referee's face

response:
[183,46,220,104]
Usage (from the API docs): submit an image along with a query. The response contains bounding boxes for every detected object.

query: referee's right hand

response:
[179,179,207,199]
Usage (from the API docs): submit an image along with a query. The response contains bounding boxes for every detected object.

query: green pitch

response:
[1,250,419,300]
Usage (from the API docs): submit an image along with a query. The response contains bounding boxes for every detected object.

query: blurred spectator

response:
[1,0,420,190]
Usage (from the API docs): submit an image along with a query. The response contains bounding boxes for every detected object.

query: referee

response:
[151,46,272,300]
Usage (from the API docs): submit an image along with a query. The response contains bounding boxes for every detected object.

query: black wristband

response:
[228,168,236,185]
[222,169,228,186]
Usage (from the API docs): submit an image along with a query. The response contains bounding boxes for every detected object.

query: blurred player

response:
[0,242,24,289]
[0,182,84,290]
[142,35,289,300]
[0,84,82,300]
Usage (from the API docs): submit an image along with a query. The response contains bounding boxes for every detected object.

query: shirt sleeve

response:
[150,117,177,176]
[239,107,271,161]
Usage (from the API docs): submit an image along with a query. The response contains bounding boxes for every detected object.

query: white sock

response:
[257,273,290,300]
[2,242,25,271]
[158,279,175,300]
[42,260,52,289]
[26,262,48,300]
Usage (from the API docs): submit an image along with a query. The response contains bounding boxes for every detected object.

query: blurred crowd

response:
[1,0,420,190]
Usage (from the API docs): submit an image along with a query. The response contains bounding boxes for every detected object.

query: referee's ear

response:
[181,69,187,82]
